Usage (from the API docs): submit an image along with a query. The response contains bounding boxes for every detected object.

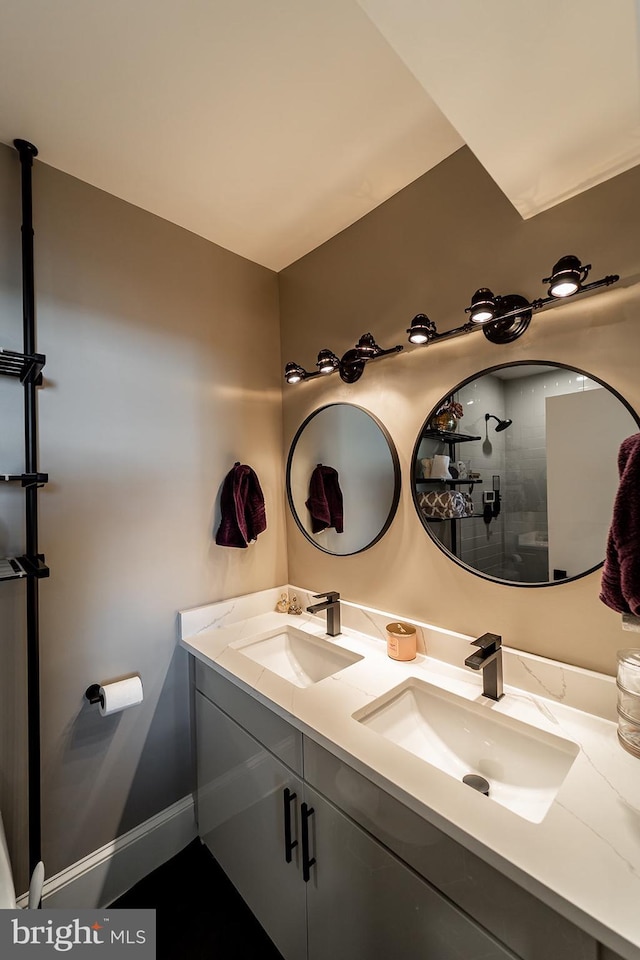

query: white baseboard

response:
[17,794,197,909]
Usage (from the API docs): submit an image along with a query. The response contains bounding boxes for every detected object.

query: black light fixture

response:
[284,361,307,384]
[484,294,532,344]
[485,413,512,433]
[284,332,403,385]
[407,254,618,350]
[466,288,497,324]
[316,349,340,375]
[543,255,590,298]
[407,313,437,344]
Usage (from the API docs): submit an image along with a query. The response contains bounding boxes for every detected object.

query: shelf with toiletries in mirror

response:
[424,515,485,522]
[415,478,483,485]
[420,429,481,443]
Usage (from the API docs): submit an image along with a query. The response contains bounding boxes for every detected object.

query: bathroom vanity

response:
[179,588,639,960]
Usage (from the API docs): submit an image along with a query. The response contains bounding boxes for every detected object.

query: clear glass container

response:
[617,649,640,693]
[617,713,640,758]
[617,688,640,723]
[617,649,640,757]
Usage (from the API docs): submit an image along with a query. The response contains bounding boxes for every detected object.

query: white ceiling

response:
[0,1,638,271]
[357,0,640,219]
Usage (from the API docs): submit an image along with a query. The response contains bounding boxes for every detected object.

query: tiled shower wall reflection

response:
[456,374,506,578]
[456,368,600,581]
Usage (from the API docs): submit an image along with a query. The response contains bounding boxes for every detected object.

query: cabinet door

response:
[196,691,306,960]
[305,740,596,960]
[305,786,514,960]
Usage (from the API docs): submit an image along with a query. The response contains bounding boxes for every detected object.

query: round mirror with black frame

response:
[412,361,640,586]
[287,403,401,556]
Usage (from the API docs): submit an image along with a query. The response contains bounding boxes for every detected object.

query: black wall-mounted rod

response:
[14,138,43,877]
[15,140,38,357]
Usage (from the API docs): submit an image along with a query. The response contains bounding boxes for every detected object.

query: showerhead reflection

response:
[485,413,512,432]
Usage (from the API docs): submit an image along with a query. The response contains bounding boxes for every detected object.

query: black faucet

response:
[464,633,504,701]
[306,591,341,637]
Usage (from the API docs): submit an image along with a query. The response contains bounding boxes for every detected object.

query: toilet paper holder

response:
[85,675,144,715]
[85,683,104,707]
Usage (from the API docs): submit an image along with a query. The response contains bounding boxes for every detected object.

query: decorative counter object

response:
[288,595,302,615]
[276,593,289,613]
[386,621,417,661]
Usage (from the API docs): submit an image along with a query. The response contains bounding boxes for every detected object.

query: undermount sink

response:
[230,625,363,688]
[353,678,579,823]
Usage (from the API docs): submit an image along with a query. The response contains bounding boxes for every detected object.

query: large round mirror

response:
[412,362,640,585]
[287,403,400,556]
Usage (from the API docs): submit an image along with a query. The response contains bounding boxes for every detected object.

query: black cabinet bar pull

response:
[301,802,316,882]
[283,788,298,863]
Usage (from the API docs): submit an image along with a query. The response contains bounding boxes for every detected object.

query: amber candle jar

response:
[386,622,417,661]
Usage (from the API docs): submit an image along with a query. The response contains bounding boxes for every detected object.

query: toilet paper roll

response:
[99,676,143,717]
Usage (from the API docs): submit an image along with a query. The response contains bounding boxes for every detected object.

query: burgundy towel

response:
[600,433,640,615]
[305,464,343,534]
[216,462,267,548]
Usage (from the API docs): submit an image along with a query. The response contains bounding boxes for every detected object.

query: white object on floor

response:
[28,861,45,909]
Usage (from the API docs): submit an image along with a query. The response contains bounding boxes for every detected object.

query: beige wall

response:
[0,143,286,889]
[279,146,640,677]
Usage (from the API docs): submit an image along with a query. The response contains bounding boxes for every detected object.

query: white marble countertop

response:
[179,587,640,960]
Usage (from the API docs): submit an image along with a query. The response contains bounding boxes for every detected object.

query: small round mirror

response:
[412,361,640,585]
[287,403,400,556]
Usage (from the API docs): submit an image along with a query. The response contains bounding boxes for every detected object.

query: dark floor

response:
[111,839,284,959]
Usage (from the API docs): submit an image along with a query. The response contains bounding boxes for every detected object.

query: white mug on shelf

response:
[431,455,452,479]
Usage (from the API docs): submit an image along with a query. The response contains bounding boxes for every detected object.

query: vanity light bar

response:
[407,255,619,347]
[285,332,403,385]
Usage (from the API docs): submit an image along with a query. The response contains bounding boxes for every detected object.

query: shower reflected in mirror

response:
[412,362,640,586]
[485,413,512,433]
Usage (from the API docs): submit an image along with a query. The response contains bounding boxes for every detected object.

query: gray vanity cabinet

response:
[195,690,306,960]
[305,784,512,960]
[194,666,514,960]
[304,741,599,960]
